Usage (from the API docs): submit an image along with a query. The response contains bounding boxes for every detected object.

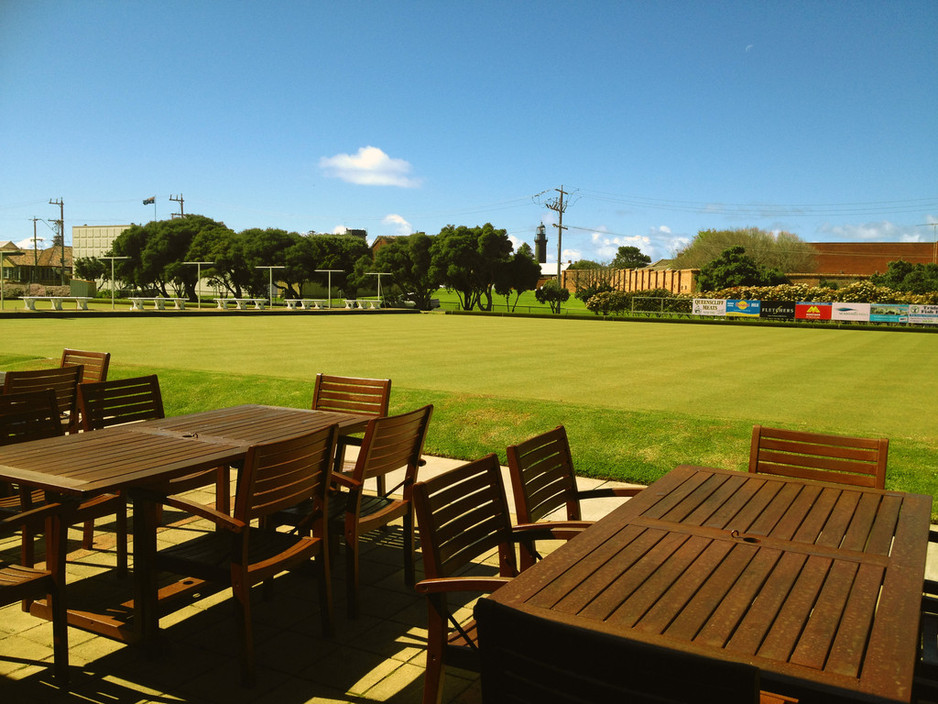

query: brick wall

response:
[810,242,937,275]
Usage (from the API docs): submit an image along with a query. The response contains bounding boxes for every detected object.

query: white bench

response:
[344,298,381,310]
[129,297,186,310]
[21,296,94,311]
[215,298,267,310]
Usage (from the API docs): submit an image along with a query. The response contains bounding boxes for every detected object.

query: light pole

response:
[256,266,285,307]
[366,272,391,307]
[184,261,213,308]
[315,269,342,309]
[0,248,23,310]
[100,256,129,310]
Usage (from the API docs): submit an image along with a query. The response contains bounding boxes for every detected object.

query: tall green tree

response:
[696,246,788,291]
[610,245,652,269]
[429,223,512,310]
[534,279,570,314]
[673,228,815,273]
[371,233,439,310]
[871,260,938,293]
[494,248,542,311]
[186,225,249,298]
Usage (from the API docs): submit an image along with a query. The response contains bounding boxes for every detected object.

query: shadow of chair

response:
[412,453,569,704]
[153,425,338,687]
[60,348,110,384]
[77,375,230,519]
[506,425,643,569]
[0,389,128,575]
[475,597,793,704]
[2,365,84,434]
[749,425,888,489]
[0,501,72,685]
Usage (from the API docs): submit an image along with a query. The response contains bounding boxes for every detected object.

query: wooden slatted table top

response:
[0,405,370,496]
[489,465,932,703]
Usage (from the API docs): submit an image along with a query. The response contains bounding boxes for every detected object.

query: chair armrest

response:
[0,501,66,536]
[577,486,644,501]
[512,521,591,541]
[332,472,359,490]
[161,496,246,532]
[415,576,512,595]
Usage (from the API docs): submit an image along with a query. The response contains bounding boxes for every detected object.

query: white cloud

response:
[319,146,420,187]
[332,226,349,235]
[382,214,413,236]
[817,220,935,242]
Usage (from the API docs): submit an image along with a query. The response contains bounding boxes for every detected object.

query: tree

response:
[534,280,570,314]
[696,246,789,291]
[429,223,512,311]
[371,233,439,310]
[610,246,651,269]
[673,228,815,273]
[871,260,938,294]
[186,225,249,298]
[74,257,106,289]
[494,249,542,311]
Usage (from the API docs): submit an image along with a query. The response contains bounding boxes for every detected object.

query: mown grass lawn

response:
[1,310,935,510]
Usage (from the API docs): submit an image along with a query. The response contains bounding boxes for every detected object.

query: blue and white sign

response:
[831,303,870,322]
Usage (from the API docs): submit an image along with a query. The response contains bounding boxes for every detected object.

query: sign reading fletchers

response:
[909,304,938,325]
[795,302,832,321]
[692,299,725,316]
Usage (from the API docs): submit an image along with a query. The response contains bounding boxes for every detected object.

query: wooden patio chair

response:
[749,425,888,489]
[0,389,128,575]
[0,501,72,684]
[153,425,338,687]
[77,375,230,518]
[915,530,938,701]
[311,373,391,477]
[269,404,431,617]
[475,598,794,704]
[61,348,110,384]
[413,453,568,704]
[2,365,83,434]
[506,425,644,569]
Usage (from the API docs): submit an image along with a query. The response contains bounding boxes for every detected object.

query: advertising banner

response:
[693,299,725,316]
[760,301,795,321]
[795,302,832,321]
[726,299,761,317]
[869,304,909,323]
[909,304,938,325]
[831,303,871,322]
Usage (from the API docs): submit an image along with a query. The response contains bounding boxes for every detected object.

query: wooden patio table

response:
[0,404,370,645]
[483,464,932,703]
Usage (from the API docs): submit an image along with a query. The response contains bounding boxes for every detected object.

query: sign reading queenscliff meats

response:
[693,299,725,316]
[795,302,832,321]
[760,301,795,321]
[726,299,761,317]
[870,303,909,323]
[909,304,938,325]
[831,302,871,322]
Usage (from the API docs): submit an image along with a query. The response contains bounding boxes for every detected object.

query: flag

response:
[143,196,155,205]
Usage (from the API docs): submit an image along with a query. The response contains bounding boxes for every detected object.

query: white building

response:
[72,225,132,261]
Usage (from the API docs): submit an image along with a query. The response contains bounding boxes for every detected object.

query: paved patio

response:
[1,455,934,703]
[0,455,640,703]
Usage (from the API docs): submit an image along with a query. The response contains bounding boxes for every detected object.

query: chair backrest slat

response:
[507,425,581,523]
[0,389,63,445]
[354,405,432,486]
[237,425,337,522]
[61,349,110,384]
[78,375,164,430]
[475,598,761,704]
[2,366,83,432]
[311,373,391,417]
[414,453,518,580]
[749,425,888,489]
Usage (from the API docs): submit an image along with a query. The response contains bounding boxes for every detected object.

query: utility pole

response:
[170,194,185,218]
[49,198,65,285]
[544,185,569,311]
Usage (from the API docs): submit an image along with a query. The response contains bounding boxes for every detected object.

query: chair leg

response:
[81,519,95,550]
[215,466,230,515]
[345,527,360,619]
[423,595,447,704]
[403,510,415,588]
[317,552,334,637]
[47,512,70,686]
[233,582,255,688]
[115,502,128,577]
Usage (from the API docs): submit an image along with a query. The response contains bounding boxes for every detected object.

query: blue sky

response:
[2,1,936,264]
